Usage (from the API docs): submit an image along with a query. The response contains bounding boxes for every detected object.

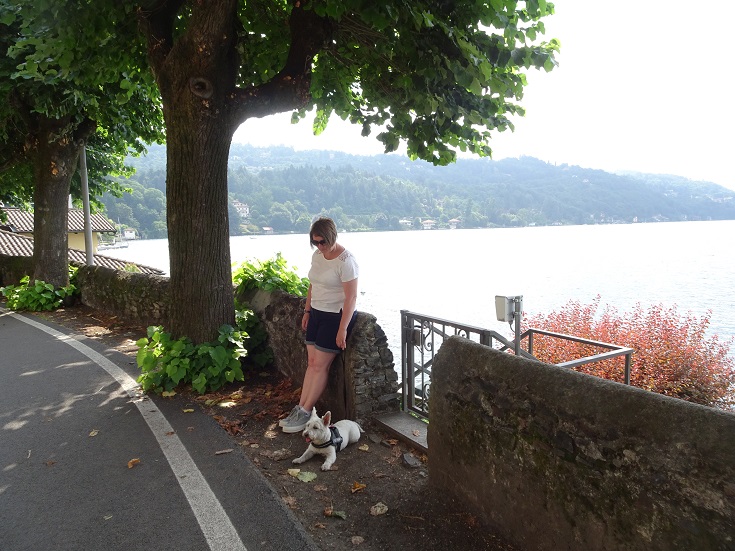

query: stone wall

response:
[237,288,400,422]
[429,336,735,551]
[66,267,398,421]
[75,265,171,329]
[0,255,33,287]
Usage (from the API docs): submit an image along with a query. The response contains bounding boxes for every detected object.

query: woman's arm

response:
[302,284,313,331]
[336,278,358,349]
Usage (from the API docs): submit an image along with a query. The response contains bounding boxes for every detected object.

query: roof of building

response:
[0,229,164,275]
[1,207,117,233]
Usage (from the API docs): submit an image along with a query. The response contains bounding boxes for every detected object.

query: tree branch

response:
[137,0,187,85]
[230,3,332,124]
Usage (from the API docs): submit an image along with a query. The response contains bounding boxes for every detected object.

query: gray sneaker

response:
[279,405,301,427]
[282,408,311,433]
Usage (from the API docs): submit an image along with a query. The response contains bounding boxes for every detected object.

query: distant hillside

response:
[105,144,735,237]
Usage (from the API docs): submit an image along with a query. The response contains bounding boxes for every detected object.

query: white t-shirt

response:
[308,248,359,313]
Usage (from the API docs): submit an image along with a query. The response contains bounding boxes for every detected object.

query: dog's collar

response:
[312,426,343,451]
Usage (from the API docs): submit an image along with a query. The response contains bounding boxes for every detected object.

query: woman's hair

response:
[310,217,337,247]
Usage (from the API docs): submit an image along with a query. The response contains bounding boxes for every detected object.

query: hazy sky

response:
[233,0,735,190]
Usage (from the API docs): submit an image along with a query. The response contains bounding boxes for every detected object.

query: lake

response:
[102,220,735,361]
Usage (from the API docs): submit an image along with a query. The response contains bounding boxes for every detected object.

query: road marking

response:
[8,310,247,551]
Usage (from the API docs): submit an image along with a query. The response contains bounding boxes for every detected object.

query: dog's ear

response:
[322,411,332,426]
[310,407,319,419]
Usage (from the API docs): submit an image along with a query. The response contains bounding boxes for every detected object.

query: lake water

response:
[102,220,735,360]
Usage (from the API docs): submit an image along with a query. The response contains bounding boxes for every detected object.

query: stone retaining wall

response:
[62,266,399,421]
[75,265,171,329]
[0,255,33,287]
[236,287,400,422]
[429,336,735,551]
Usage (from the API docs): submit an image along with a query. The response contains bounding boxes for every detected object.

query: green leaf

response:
[296,471,318,483]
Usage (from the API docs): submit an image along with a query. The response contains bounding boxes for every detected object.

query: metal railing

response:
[400,310,635,421]
[401,310,533,420]
[519,328,634,384]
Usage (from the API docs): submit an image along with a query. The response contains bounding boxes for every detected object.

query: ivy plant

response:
[1,274,77,311]
[136,323,247,395]
[137,254,307,395]
[233,253,309,297]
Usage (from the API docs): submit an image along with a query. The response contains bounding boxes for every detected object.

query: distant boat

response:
[98,238,129,250]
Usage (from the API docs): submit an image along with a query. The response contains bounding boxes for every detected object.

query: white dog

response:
[292,408,363,471]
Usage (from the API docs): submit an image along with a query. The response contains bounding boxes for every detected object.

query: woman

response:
[281,217,359,433]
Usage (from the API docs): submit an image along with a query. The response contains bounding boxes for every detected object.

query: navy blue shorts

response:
[305,308,357,353]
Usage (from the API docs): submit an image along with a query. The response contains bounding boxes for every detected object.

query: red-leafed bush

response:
[522,296,735,410]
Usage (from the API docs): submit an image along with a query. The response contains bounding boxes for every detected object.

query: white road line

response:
[8,310,247,551]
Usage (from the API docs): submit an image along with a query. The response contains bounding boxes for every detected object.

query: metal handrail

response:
[521,328,634,385]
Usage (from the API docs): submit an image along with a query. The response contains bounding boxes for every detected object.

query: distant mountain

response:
[109,143,735,236]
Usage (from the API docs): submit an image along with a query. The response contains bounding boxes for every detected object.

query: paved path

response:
[0,308,318,551]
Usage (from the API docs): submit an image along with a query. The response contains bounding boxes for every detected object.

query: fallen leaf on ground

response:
[324,506,347,520]
[351,481,367,493]
[314,484,328,492]
[314,522,327,529]
[260,448,292,461]
[218,401,237,408]
[283,496,297,509]
[412,429,421,437]
[358,444,369,452]
[45,460,56,467]
[89,429,99,437]
[288,468,301,477]
[182,409,194,413]
[215,449,233,455]
[161,391,176,397]
[103,515,113,521]
[296,471,317,483]
[370,502,388,516]
[351,536,365,545]
[165,431,175,436]
[127,458,141,469]
[264,430,278,439]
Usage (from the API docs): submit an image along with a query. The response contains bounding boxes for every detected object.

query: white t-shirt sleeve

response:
[308,249,359,313]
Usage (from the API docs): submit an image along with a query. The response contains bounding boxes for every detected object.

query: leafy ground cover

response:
[35,304,518,551]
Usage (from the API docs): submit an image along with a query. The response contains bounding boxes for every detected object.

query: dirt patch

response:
[35,304,520,551]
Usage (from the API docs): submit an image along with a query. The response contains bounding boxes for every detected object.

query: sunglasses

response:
[311,239,328,246]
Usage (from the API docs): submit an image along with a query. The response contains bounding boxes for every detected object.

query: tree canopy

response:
[4,0,558,341]
[0,0,164,284]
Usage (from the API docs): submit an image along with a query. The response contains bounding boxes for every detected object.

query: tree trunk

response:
[165,115,235,343]
[31,122,84,288]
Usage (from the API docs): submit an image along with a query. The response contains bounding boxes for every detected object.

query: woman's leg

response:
[299,344,338,411]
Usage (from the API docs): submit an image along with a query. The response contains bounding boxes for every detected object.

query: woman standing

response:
[281,217,359,433]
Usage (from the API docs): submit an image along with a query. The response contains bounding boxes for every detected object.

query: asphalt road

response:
[0,308,318,551]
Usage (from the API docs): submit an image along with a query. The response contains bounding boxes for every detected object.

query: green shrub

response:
[1,274,77,311]
[136,323,247,394]
[233,252,309,297]
[137,254,306,395]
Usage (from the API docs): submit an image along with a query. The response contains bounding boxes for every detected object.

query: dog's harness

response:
[312,426,344,451]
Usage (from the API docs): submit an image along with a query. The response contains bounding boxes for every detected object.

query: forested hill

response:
[104,143,735,238]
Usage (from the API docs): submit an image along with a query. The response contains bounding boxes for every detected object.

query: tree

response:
[130,0,559,342]
[0,1,163,286]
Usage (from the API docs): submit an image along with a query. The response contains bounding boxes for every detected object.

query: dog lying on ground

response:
[292,408,363,471]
